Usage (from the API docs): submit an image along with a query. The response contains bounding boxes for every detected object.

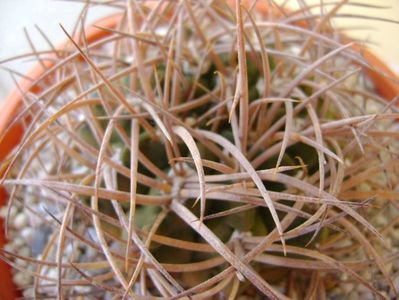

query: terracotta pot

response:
[0,14,122,300]
[0,3,398,299]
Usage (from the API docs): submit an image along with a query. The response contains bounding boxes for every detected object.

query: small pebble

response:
[15,258,28,267]
[341,283,354,294]
[358,292,374,300]
[362,271,372,281]
[28,212,42,227]
[340,273,349,281]
[110,241,122,252]
[22,288,34,298]
[13,272,32,287]
[87,227,100,244]
[64,244,81,261]
[348,290,359,300]
[21,227,34,241]
[73,285,91,294]
[39,269,57,295]
[0,206,17,219]
[30,225,51,256]
[375,214,388,227]
[4,243,15,252]
[13,237,25,248]
[13,213,28,229]
[64,243,74,255]
[46,268,58,279]
[18,246,30,257]
[357,283,371,293]
[84,244,97,260]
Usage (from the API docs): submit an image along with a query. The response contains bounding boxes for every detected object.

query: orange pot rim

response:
[0,3,398,299]
[0,13,124,142]
[0,13,123,300]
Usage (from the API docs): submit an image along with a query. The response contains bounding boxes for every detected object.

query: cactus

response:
[1,1,399,299]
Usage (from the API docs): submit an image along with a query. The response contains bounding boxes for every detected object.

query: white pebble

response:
[87,227,100,244]
[4,243,15,252]
[18,246,30,257]
[341,283,354,294]
[348,291,359,300]
[21,228,34,241]
[340,273,349,281]
[0,206,17,219]
[1,206,8,218]
[22,288,34,298]
[375,214,388,227]
[362,271,372,281]
[13,272,32,286]
[64,243,74,255]
[39,269,58,295]
[85,245,97,259]
[73,285,91,294]
[110,241,122,252]
[77,113,85,122]
[15,258,28,267]
[46,268,58,279]
[28,213,42,227]
[357,282,371,293]
[358,292,374,300]
[13,237,25,248]
[13,213,28,229]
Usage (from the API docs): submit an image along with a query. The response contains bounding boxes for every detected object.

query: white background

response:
[0,0,118,101]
